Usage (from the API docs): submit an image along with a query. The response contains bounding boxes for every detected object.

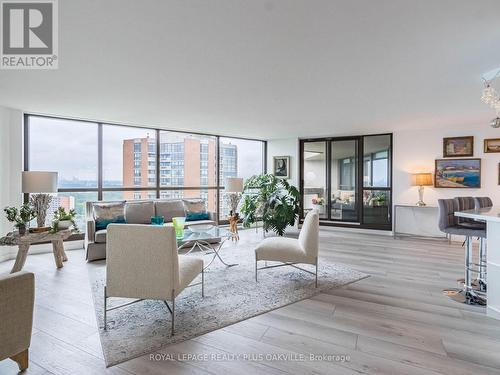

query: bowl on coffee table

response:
[188,224,214,233]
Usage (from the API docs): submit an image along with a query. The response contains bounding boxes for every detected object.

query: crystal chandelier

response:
[481,69,500,126]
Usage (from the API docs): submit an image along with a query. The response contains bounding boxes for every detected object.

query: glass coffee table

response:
[177,226,238,270]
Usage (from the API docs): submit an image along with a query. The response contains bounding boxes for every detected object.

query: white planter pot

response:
[57,220,72,230]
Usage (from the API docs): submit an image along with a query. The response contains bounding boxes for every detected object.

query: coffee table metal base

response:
[178,237,238,270]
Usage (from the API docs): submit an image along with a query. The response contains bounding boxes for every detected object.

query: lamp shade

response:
[411,173,433,187]
[225,177,244,193]
[22,171,58,193]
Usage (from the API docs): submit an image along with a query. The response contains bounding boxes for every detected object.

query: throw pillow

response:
[93,201,126,231]
[183,199,209,221]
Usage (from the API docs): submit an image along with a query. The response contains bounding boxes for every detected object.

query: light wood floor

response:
[1,229,500,374]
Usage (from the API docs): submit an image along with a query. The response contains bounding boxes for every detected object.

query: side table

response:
[393,205,448,240]
[0,229,74,273]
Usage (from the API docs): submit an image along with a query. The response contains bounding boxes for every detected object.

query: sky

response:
[29,117,264,184]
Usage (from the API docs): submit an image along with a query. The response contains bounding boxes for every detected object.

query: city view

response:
[28,116,264,231]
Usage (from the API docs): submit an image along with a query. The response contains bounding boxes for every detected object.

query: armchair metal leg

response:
[315,258,318,288]
[201,266,205,298]
[171,290,175,336]
[103,286,107,330]
[255,259,258,282]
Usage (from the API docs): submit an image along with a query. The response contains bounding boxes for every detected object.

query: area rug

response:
[88,232,368,367]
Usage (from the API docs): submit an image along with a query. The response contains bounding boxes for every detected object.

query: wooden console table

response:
[0,229,74,273]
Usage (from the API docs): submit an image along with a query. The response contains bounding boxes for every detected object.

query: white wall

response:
[0,106,24,261]
[394,125,500,206]
[266,138,299,187]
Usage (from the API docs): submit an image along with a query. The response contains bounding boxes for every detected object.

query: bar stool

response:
[438,199,486,305]
[474,197,493,210]
[455,197,487,292]
[473,197,493,291]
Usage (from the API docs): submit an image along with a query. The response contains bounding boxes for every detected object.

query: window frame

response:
[23,114,267,229]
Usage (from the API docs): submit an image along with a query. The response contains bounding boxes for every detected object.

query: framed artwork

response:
[443,136,474,157]
[435,158,481,188]
[484,138,500,153]
[273,156,290,179]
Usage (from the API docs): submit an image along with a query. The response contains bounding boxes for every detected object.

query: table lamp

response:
[225,177,244,216]
[22,171,58,227]
[411,173,433,206]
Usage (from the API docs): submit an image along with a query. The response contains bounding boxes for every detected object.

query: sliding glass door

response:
[300,133,392,230]
[302,141,328,219]
[330,139,359,222]
[362,134,391,226]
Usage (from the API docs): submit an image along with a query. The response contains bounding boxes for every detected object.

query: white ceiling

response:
[1,0,500,139]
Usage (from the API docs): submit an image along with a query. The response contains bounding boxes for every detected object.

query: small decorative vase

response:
[172,217,186,239]
[18,224,27,236]
[151,216,165,226]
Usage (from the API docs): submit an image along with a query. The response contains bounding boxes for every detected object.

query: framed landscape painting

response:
[435,158,481,188]
[484,138,500,153]
[443,136,474,157]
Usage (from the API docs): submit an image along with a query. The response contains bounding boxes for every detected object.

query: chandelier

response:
[481,69,500,127]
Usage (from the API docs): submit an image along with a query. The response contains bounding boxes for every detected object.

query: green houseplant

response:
[52,207,79,232]
[4,204,37,235]
[240,174,300,236]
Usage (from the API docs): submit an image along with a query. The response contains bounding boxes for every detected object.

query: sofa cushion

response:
[155,200,186,222]
[125,201,155,224]
[93,201,126,231]
[95,229,107,243]
[183,199,209,221]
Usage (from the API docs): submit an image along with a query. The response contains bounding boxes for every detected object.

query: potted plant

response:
[371,193,387,207]
[240,174,300,236]
[52,207,79,232]
[4,204,37,236]
[311,197,325,213]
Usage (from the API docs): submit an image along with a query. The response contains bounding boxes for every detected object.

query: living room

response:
[2,1,500,374]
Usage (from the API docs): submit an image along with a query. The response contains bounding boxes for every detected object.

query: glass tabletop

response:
[177,226,231,243]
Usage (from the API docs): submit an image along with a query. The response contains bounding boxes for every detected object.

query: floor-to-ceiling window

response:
[25,114,266,232]
[27,117,99,231]
[300,133,392,230]
[218,137,265,220]
[102,124,157,201]
[158,131,218,213]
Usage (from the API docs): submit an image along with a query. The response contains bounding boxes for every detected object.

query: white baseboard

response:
[0,240,84,263]
[319,225,393,236]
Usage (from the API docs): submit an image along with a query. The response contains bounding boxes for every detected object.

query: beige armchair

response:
[255,210,320,287]
[105,224,204,335]
[0,271,35,371]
